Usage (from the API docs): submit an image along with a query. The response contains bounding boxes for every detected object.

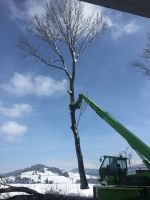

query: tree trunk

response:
[70,107,89,189]
[0,186,42,197]
[69,78,88,189]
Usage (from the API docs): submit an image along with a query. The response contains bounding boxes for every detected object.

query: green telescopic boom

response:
[74,94,150,169]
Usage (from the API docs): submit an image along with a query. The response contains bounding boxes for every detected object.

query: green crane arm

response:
[73,94,150,169]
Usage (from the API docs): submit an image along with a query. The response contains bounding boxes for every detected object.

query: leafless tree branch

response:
[132,61,150,76]
[132,34,150,76]
[0,185,42,196]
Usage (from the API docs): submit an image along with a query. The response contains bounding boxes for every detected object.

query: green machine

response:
[73,94,150,200]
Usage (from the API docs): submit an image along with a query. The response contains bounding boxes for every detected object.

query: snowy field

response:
[0,166,97,199]
[4,169,97,184]
[0,183,94,199]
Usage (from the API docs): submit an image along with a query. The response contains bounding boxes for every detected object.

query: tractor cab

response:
[99,155,127,185]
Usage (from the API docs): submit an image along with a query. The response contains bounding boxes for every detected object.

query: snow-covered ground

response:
[0,183,94,199]
[0,166,97,199]
[0,168,97,199]
[4,167,98,185]
[20,169,70,184]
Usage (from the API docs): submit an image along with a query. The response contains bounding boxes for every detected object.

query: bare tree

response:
[18,0,106,189]
[133,34,150,76]
[119,147,133,174]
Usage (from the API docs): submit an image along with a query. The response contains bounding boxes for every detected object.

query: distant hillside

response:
[131,163,148,170]
[3,164,69,178]
[128,163,148,175]
[3,163,148,178]
[2,164,99,184]
[71,168,99,177]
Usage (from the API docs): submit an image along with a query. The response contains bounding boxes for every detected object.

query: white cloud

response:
[122,21,140,34]
[2,73,33,96]
[48,159,97,170]
[24,0,50,18]
[6,0,100,22]
[50,160,77,170]
[4,0,141,39]
[84,161,97,169]
[4,0,48,21]
[34,76,67,96]
[4,0,25,21]
[2,72,67,97]
[0,102,32,118]
[0,121,27,142]
[82,2,141,39]
[111,20,141,39]
[83,1,104,17]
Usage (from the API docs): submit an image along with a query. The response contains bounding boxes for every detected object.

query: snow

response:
[68,172,97,183]
[4,176,15,183]
[0,183,94,199]
[0,167,98,199]
[11,169,98,184]
[14,183,93,196]
[20,170,70,184]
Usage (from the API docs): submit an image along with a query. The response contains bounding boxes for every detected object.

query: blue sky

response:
[0,0,150,172]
